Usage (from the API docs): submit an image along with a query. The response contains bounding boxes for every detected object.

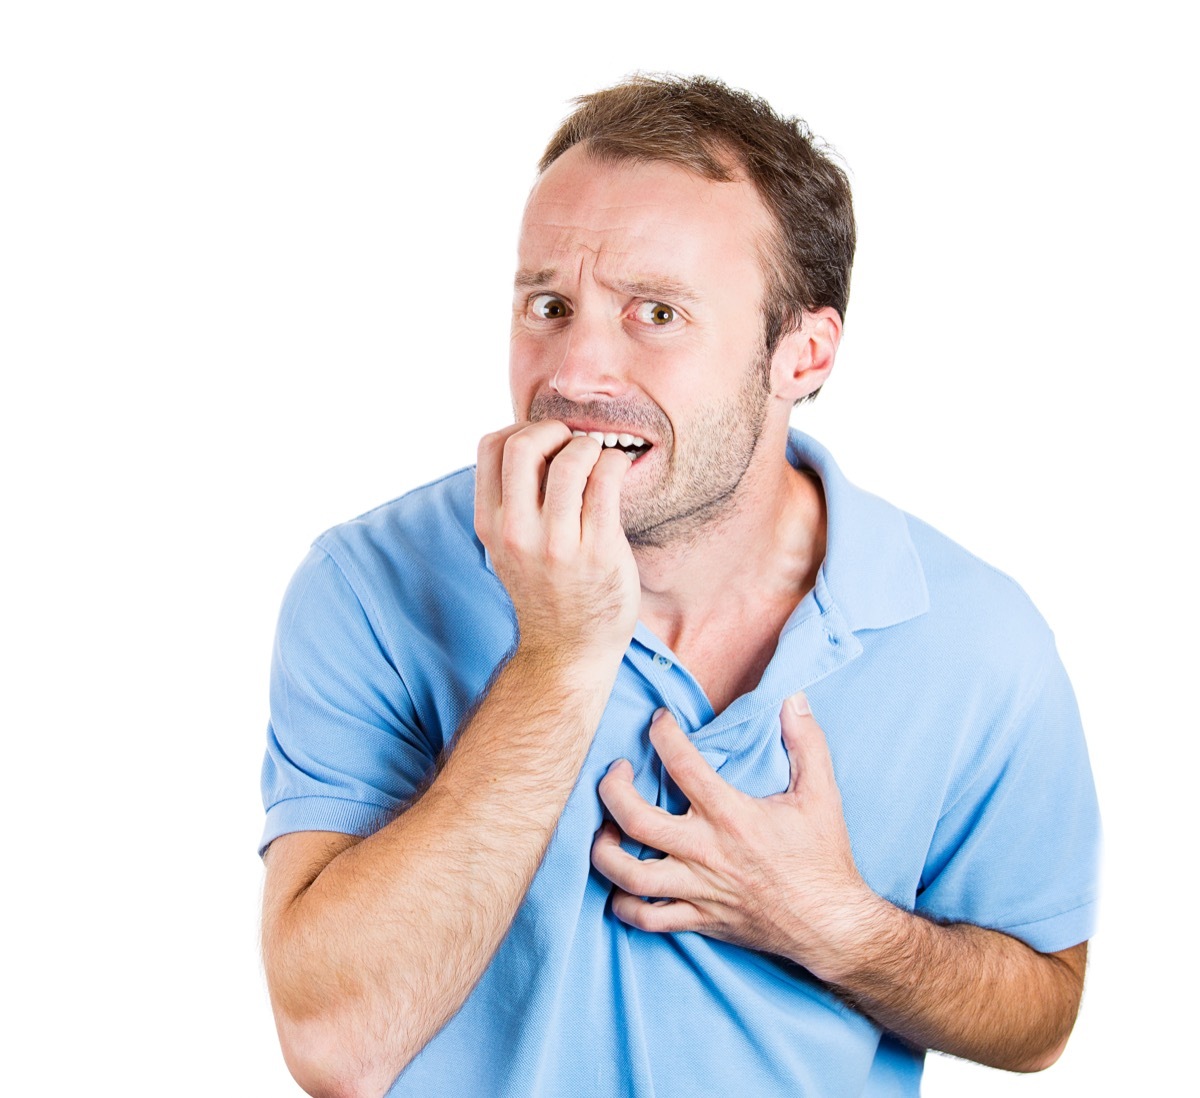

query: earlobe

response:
[769,307,842,402]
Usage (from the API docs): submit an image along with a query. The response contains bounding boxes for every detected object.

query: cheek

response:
[508,337,549,411]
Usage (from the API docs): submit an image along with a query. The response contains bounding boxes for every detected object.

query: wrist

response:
[511,626,630,681]
[802,886,906,988]
[502,641,626,708]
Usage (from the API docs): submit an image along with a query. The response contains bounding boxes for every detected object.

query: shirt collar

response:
[787,429,929,632]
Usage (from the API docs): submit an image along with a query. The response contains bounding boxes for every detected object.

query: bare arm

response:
[262,423,637,1098]
[829,915,1086,1071]
[590,698,1087,1072]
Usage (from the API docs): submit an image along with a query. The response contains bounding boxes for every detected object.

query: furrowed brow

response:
[611,277,700,305]
[513,268,701,305]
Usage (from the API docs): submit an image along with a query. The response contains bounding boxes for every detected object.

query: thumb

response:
[780,691,837,798]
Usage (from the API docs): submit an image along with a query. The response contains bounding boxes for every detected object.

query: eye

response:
[634,301,676,326]
[530,293,570,320]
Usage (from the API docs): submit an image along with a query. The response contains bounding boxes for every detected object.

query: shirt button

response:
[654,653,672,668]
[826,631,839,646]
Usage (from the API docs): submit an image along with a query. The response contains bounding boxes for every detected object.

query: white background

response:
[3,2,1194,1093]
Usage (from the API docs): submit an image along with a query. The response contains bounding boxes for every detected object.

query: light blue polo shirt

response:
[261,430,1100,1097]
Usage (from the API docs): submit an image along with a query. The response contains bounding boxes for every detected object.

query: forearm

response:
[814,897,1086,1072]
[264,646,620,1096]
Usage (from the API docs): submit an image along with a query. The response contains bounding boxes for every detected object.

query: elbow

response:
[1011,1034,1070,1074]
[1008,947,1086,1073]
[275,1011,407,1098]
[264,947,415,1097]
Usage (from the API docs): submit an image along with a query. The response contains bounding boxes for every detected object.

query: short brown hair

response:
[539,74,856,359]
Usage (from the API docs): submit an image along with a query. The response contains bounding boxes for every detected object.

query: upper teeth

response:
[572,429,647,449]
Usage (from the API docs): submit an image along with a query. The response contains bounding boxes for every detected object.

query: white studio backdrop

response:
[2,2,1193,1093]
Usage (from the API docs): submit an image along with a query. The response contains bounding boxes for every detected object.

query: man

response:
[260,75,1099,1097]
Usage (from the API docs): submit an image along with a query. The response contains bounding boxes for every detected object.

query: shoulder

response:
[296,465,503,626]
[894,511,1063,730]
[276,465,509,667]
[903,511,1052,651]
[313,465,481,582]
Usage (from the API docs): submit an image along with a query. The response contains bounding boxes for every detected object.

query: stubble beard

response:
[624,348,772,549]
[527,348,773,551]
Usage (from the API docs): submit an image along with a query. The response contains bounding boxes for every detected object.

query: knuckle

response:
[624,902,658,932]
[645,902,684,934]
[541,534,577,567]
[499,520,534,556]
[628,907,657,931]
[558,437,600,463]
[617,813,650,846]
[546,450,597,493]
[614,801,647,834]
[504,432,537,460]
[626,859,662,897]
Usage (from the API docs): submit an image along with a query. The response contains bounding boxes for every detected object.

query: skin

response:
[262,145,1086,1096]
[510,145,796,556]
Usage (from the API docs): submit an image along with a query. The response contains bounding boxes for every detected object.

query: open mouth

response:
[571,429,652,462]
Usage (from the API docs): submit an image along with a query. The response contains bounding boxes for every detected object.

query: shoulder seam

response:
[332,464,477,528]
[304,542,423,722]
[903,512,1046,622]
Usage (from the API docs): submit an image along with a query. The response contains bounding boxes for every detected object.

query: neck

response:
[634,428,826,657]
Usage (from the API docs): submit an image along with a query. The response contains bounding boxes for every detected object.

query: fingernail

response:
[787,691,811,717]
[652,707,667,723]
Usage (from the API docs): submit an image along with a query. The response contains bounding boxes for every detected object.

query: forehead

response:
[517,146,773,295]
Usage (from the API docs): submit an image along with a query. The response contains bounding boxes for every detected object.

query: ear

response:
[768,307,842,402]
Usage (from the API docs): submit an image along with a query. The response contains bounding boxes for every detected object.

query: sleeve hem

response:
[996,898,1098,953]
[259,795,396,857]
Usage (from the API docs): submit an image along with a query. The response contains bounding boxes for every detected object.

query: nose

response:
[549,316,627,403]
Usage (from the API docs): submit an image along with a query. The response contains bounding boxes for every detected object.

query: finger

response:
[580,445,631,540]
[541,434,603,531]
[649,708,728,810]
[475,423,527,532]
[779,691,839,799]
[609,888,702,935]
[498,420,573,533]
[596,758,684,853]
[590,821,693,899]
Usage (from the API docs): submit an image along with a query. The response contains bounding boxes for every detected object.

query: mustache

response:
[528,394,670,438]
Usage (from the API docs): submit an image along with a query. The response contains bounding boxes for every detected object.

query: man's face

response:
[510,145,780,547]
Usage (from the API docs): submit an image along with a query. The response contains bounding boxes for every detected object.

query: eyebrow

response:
[513,267,558,290]
[513,267,701,304]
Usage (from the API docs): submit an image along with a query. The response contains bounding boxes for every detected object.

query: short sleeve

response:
[915,635,1100,952]
[259,544,440,855]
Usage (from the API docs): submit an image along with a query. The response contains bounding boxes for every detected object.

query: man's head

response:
[538,74,856,361]
[510,76,851,547]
